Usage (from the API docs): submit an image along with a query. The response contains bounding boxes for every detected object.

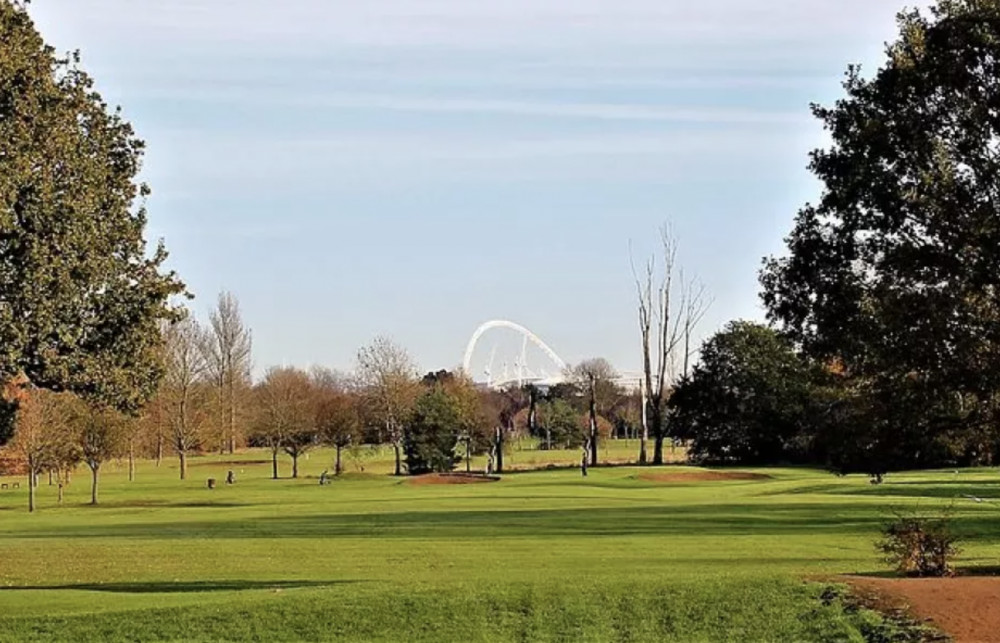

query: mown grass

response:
[0,443,998,641]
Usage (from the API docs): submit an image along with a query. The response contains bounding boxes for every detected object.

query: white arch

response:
[462,320,567,381]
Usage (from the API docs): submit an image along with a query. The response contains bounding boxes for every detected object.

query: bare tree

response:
[202,292,253,455]
[312,368,360,476]
[632,226,710,465]
[356,337,418,476]
[252,367,314,479]
[4,379,71,512]
[162,317,209,480]
[72,402,128,505]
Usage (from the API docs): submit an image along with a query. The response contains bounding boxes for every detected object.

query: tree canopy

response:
[670,322,816,465]
[0,2,184,424]
[761,0,1000,472]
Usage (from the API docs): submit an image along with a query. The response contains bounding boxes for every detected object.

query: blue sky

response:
[29,0,913,376]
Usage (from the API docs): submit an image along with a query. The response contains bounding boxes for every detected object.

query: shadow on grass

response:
[6,500,997,541]
[776,482,1000,501]
[0,580,353,593]
[87,500,252,509]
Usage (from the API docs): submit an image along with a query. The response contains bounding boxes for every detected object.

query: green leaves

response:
[0,2,185,421]
[761,0,1000,472]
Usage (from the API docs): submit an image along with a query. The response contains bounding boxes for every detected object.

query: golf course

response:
[1,446,998,641]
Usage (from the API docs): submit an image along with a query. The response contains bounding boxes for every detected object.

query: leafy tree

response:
[537,399,582,450]
[404,385,462,475]
[0,2,184,438]
[761,0,1000,474]
[669,322,816,465]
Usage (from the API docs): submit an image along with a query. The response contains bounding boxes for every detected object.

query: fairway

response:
[1,450,999,641]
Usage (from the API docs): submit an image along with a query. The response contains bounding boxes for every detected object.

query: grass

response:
[0,442,997,641]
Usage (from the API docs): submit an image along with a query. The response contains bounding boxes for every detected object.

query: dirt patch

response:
[408,473,501,485]
[637,471,772,483]
[845,575,1000,643]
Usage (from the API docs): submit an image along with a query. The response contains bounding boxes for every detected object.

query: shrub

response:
[876,507,960,577]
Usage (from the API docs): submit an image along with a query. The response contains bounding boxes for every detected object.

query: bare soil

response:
[408,473,501,485]
[845,575,1000,643]
[637,471,772,483]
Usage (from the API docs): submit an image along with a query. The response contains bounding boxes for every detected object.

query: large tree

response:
[313,368,360,477]
[669,322,816,465]
[404,384,462,475]
[0,2,184,433]
[632,227,709,465]
[761,0,1000,474]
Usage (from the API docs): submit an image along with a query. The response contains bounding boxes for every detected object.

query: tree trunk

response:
[639,381,649,465]
[48,470,53,486]
[90,465,99,505]
[57,481,64,505]
[156,433,163,467]
[335,445,343,476]
[179,451,188,480]
[292,453,299,479]
[27,468,35,513]
[228,384,237,455]
[496,426,504,474]
[128,440,136,482]
[271,448,279,480]
[651,406,664,465]
[393,442,402,476]
[466,437,472,473]
[589,376,599,467]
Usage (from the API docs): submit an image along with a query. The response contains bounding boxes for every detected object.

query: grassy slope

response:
[0,444,997,641]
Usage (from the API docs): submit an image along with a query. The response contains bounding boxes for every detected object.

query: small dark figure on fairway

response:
[319,470,329,485]
[226,470,235,485]
[486,445,495,476]
[581,442,589,477]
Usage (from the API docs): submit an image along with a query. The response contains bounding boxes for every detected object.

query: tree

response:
[0,3,185,434]
[537,399,581,450]
[356,337,418,476]
[252,367,313,480]
[760,0,1000,475]
[404,385,461,475]
[71,401,128,505]
[162,317,208,480]
[669,322,816,465]
[4,380,70,512]
[312,367,359,476]
[202,292,252,454]
[570,358,621,466]
[314,384,359,476]
[632,227,709,465]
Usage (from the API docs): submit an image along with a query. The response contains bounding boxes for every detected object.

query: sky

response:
[27,0,915,378]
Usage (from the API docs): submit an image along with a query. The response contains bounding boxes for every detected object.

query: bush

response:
[876,507,960,577]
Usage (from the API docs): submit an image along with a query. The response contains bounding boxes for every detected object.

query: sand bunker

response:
[638,471,772,483]
[408,473,501,485]
[845,575,1000,643]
